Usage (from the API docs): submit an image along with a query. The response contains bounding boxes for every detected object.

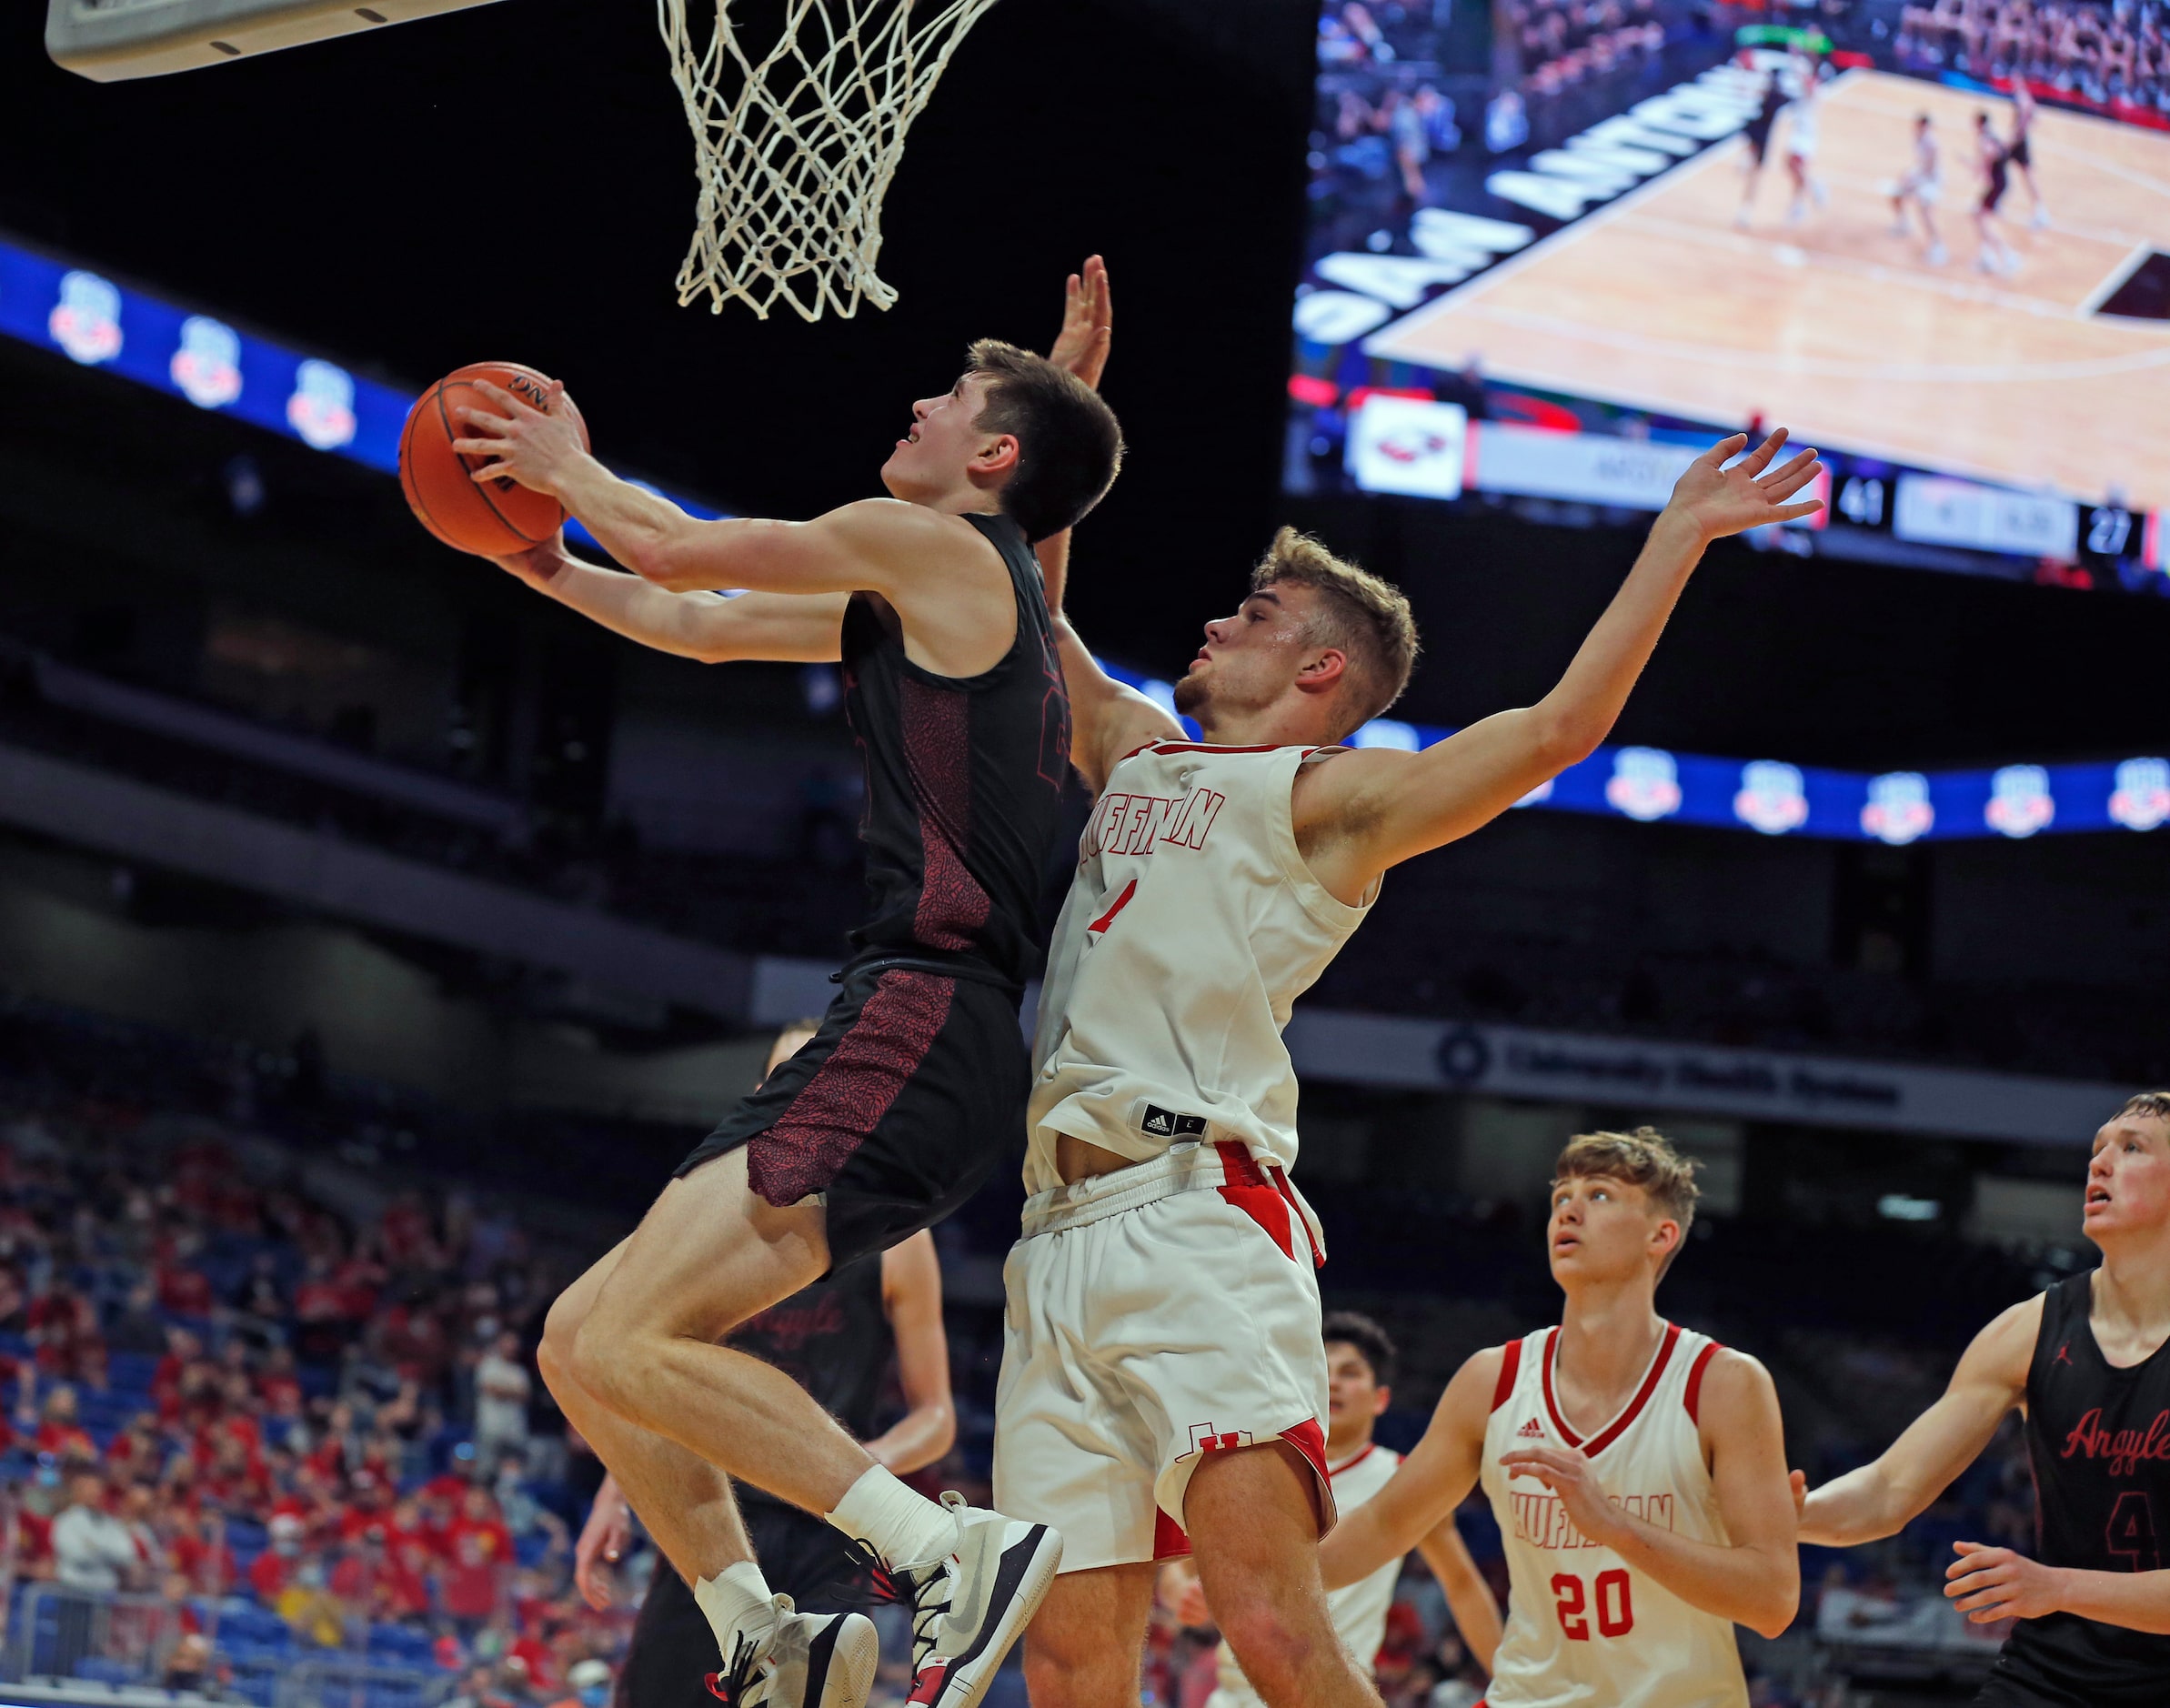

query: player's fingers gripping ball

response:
[400,361,590,557]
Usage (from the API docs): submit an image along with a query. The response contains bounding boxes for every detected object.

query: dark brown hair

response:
[967,340,1124,543]
[1321,1310,1397,1390]
[2116,1091,2170,1125]
[1553,1126,1702,1281]
[1251,527,1420,737]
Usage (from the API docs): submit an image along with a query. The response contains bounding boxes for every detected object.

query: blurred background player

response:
[1154,1311,1503,1707]
[1974,109,2022,274]
[1797,1091,2170,1707]
[1319,1130,1799,1708]
[575,1023,957,1708]
[1000,258,1822,1708]
[1733,62,1788,229]
[458,304,1123,1708]
[1892,112,1950,265]
[2010,82,2049,228]
[1783,54,1831,226]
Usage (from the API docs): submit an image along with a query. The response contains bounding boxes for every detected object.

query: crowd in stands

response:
[1508,0,1670,100]
[0,1058,625,1706]
[1896,0,2170,119]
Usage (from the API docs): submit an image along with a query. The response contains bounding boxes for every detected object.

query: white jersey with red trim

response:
[1026,740,1373,1200]
[1481,1323,1747,1708]
[1210,1443,1403,1708]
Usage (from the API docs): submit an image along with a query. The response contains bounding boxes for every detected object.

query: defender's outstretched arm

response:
[1797,1296,2036,1545]
[1302,432,1823,879]
[1037,529,1180,794]
[1321,1348,1499,1590]
[489,540,844,664]
[1501,1350,1799,1639]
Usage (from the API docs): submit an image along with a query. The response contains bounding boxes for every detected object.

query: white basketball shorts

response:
[993,1140,1334,1573]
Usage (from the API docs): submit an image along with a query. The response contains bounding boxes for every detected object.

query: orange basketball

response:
[398,361,590,557]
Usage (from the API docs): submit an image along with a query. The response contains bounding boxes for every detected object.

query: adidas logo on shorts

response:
[1140,1104,1208,1139]
[1517,1417,1544,1440]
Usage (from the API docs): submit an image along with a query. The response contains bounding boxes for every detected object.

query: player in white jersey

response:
[1782,53,1830,226]
[1158,1313,1503,1706]
[1892,113,1948,266]
[1317,1130,1799,1708]
[1004,261,1822,1708]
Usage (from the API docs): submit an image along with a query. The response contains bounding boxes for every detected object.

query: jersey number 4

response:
[2107,1492,2162,1572]
[1552,1569,1634,1640]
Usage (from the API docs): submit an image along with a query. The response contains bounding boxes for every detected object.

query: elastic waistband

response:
[837,952,1022,998]
[1019,1144,1234,1238]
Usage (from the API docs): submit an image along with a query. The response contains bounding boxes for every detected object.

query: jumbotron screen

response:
[1286,1,2170,593]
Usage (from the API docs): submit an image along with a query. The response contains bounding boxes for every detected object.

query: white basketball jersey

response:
[1482,1324,1747,1708]
[1026,741,1373,1199]
[1212,1444,1404,1708]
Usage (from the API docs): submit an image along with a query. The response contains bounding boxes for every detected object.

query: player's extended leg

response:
[1186,1443,1385,1708]
[537,1237,756,1585]
[1020,1564,1156,1708]
[566,1147,864,1511]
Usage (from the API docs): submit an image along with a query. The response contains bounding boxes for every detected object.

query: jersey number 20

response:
[1552,1569,1634,1640]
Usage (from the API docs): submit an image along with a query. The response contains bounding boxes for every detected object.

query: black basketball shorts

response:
[677,954,1029,1272]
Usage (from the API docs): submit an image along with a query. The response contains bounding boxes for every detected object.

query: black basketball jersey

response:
[840,511,1070,989]
[1984,1271,2170,1705]
[727,1253,890,1511]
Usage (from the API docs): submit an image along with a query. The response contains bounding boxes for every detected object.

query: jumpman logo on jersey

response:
[2054,1343,2074,1368]
[1517,1417,1545,1440]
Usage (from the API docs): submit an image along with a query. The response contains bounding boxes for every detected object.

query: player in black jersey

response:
[1733,65,1787,229]
[1974,109,2021,276]
[1799,1090,2170,1706]
[454,271,1122,1708]
[578,1025,958,1708]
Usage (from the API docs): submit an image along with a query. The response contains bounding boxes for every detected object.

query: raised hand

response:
[452,377,589,497]
[573,1490,633,1612]
[1049,255,1112,392]
[1664,428,1823,544]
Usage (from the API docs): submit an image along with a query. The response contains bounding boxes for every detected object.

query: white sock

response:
[826,1465,959,1568]
[693,1562,778,1661]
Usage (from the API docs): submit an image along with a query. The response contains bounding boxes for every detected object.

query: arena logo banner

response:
[1291,5,2170,592]
[1283,1010,2129,1146]
[1102,660,2170,845]
[0,228,728,552]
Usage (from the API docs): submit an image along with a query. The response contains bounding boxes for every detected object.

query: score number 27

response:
[1552,1569,1635,1640]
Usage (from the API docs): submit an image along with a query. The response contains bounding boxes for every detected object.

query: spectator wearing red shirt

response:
[248,1512,306,1603]
[257,1347,304,1419]
[167,1507,239,1596]
[156,1259,216,1319]
[439,1488,513,1633]
[27,1281,105,1386]
[35,1386,96,1464]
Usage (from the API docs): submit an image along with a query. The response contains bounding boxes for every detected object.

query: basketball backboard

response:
[47,0,504,81]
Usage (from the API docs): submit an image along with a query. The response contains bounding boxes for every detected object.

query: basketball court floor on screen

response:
[1367,70,2170,512]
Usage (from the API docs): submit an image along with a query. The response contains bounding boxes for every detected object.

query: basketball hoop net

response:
[659,0,1000,322]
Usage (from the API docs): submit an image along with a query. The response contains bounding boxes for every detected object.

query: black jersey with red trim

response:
[840,511,1069,987]
[1984,1271,2170,1705]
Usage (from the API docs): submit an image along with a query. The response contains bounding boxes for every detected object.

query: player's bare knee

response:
[537,1284,588,1393]
[1215,1605,1321,1705]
